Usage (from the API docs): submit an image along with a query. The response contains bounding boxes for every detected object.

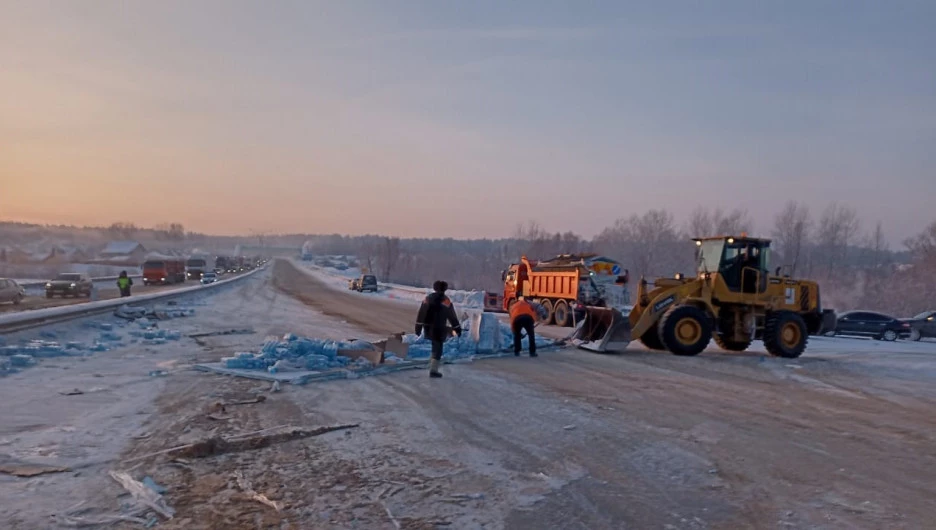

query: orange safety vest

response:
[510,300,538,323]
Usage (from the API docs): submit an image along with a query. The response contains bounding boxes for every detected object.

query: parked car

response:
[200,272,218,285]
[831,310,911,341]
[45,273,93,298]
[348,274,378,293]
[0,278,26,305]
[902,311,936,341]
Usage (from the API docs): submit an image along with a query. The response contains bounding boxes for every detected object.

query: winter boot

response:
[429,359,442,378]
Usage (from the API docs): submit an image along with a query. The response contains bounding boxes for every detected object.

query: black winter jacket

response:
[416,292,461,341]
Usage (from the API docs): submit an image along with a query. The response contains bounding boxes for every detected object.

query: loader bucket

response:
[571,307,632,352]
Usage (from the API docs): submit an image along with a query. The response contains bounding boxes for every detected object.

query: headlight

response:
[70,283,76,287]
[161,277,166,281]
[45,282,52,288]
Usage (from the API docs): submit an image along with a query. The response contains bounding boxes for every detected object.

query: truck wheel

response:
[659,305,711,356]
[638,321,665,351]
[539,299,554,325]
[553,300,571,327]
[763,311,808,358]
[713,334,752,352]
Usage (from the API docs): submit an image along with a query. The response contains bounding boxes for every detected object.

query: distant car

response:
[0,278,26,305]
[45,273,93,298]
[831,310,911,341]
[348,275,378,293]
[902,311,936,341]
[200,272,218,285]
[214,268,225,276]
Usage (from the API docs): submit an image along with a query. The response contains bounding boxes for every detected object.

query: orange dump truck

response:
[500,255,606,327]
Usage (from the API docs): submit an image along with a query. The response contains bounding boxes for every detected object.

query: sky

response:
[1,1,934,243]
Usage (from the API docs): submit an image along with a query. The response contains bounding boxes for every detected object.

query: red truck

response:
[500,255,606,327]
[142,258,186,285]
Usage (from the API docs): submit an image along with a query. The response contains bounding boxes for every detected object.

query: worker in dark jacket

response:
[415,280,462,378]
[117,271,133,297]
[509,297,546,357]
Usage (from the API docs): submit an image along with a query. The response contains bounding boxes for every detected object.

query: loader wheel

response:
[763,311,808,358]
[713,334,752,352]
[638,322,665,350]
[553,300,571,327]
[660,305,711,356]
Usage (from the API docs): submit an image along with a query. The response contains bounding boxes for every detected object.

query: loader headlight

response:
[675,273,683,280]
[695,240,702,247]
[727,237,735,244]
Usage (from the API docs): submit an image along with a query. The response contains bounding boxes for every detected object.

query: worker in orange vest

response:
[509,297,547,357]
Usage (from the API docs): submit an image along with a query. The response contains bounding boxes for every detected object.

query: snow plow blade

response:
[571,307,632,352]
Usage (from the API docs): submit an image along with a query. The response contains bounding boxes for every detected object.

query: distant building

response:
[99,241,148,265]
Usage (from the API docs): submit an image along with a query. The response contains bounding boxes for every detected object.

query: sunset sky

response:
[2,1,934,241]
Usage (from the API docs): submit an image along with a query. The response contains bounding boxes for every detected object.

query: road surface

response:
[2,259,935,529]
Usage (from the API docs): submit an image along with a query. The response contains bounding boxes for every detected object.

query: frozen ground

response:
[2,259,936,529]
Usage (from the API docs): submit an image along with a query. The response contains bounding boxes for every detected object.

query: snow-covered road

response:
[2,259,936,529]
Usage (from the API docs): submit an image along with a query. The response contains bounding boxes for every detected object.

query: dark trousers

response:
[431,340,444,360]
[119,287,131,297]
[512,315,536,355]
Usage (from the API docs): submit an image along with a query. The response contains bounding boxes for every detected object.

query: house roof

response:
[102,241,145,255]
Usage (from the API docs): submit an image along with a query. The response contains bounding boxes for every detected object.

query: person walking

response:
[415,280,462,378]
[509,296,546,357]
[117,271,133,297]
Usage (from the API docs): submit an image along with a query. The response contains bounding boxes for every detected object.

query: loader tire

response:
[763,311,808,358]
[713,334,752,352]
[638,322,665,350]
[660,305,711,356]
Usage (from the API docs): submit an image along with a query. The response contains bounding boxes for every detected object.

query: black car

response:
[45,273,93,298]
[832,310,911,341]
[902,311,936,342]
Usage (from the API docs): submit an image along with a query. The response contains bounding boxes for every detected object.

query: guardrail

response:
[0,267,264,334]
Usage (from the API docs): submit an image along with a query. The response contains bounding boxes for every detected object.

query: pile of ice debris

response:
[219,313,559,376]
[0,305,196,376]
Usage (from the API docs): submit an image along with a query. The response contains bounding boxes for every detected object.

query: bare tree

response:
[595,209,683,279]
[683,207,753,237]
[107,222,138,239]
[815,202,860,277]
[379,237,401,281]
[772,201,812,275]
[904,220,936,263]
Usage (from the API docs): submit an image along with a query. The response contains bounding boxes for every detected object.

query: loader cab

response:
[695,236,771,294]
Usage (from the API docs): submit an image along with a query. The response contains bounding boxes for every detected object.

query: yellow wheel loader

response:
[572,236,830,358]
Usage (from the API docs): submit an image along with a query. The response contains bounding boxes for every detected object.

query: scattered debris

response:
[58,389,84,396]
[108,471,175,519]
[381,501,402,530]
[235,470,283,511]
[271,381,281,393]
[449,493,485,500]
[0,461,70,477]
[124,424,359,463]
[563,424,577,431]
[189,328,255,338]
[142,475,168,495]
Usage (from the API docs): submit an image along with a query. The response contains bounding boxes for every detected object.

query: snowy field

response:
[293,258,486,309]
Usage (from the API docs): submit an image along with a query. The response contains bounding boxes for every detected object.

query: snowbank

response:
[293,260,486,310]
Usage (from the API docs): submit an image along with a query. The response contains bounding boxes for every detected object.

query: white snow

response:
[294,259,486,309]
